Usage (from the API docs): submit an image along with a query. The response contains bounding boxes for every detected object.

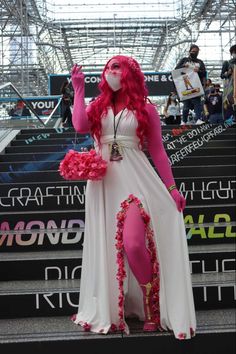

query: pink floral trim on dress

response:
[71,314,92,332]
[178,327,196,340]
[115,194,161,331]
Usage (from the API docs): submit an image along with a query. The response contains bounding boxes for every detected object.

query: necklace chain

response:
[113,108,126,140]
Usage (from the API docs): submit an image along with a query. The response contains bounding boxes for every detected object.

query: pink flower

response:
[110,324,117,332]
[116,241,123,250]
[116,211,125,221]
[83,322,91,331]
[178,333,187,340]
[120,200,129,209]
[70,313,77,321]
[118,322,126,331]
[59,149,107,181]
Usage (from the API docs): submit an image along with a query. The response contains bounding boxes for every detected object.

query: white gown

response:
[73,107,196,339]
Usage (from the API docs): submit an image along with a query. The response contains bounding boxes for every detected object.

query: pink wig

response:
[88,55,151,147]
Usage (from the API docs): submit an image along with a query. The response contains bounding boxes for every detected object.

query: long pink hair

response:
[88,55,151,147]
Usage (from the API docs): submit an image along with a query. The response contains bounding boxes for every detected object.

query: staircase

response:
[0,123,235,354]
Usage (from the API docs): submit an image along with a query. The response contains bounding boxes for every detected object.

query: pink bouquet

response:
[59,149,107,181]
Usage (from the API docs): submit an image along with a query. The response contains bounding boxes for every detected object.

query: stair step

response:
[0,278,80,295]
[0,180,85,197]
[1,148,235,162]
[0,273,235,318]
[4,137,236,154]
[11,137,93,146]
[1,244,235,261]
[1,155,235,173]
[0,165,235,184]
[0,309,235,344]
[0,152,66,162]
[0,154,236,170]
[0,249,82,261]
[15,132,77,139]
[191,271,235,286]
[168,147,235,156]
[0,188,235,213]
[0,250,83,281]
[0,205,235,252]
[0,176,234,197]
[17,125,235,135]
[0,203,235,224]
[0,244,235,281]
[11,132,236,147]
[17,129,236,141]
[4,144,94,154]
[188,243,236,253]
[168,155,236,166]
[19,128,76,135]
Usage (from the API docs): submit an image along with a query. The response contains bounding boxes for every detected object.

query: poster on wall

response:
[0,96,61,119]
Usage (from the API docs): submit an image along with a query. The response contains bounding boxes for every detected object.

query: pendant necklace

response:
[110,107,126,161]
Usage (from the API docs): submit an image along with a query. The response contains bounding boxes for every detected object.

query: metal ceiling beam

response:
[0,0,235,95]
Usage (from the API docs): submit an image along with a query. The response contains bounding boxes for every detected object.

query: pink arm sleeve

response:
[71,73,91,133]
[146,103,176,189]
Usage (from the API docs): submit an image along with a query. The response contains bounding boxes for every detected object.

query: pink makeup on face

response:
[105,60,122,75]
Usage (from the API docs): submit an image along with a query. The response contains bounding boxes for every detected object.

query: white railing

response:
[0,82,46,126]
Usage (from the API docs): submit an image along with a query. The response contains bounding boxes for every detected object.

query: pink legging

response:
[123,202,152,284]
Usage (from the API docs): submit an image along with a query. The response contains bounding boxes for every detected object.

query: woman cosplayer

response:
[70,55,196,339]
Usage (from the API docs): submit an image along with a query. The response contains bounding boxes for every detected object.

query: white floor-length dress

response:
[73,107,196,339]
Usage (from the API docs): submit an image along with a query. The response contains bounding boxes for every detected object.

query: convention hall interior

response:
[0,1,235,354]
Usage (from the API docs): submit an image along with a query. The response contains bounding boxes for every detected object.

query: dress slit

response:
[115,194,161,330]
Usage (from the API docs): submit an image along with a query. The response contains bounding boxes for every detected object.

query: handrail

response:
[0,82,46,126]
[43,96,62,125]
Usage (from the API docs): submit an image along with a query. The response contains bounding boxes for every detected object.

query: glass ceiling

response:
[0,0,235,96]
[45,0,178,19]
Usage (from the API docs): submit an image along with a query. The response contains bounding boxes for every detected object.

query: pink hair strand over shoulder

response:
[88,55,152,147]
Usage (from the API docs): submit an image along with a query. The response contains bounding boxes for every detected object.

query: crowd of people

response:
[163,44,236,126]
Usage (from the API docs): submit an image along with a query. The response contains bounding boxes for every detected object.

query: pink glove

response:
[170,189,186,212]
[71,64,84,92]
[146,103,186,212]
[71,64,90,133]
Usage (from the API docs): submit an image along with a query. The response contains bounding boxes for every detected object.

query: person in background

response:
[220,44,236,80]
[163,91,181,125]
[220,44,236,121]
[175,44,206,125]
[204,78,213,96]
[60,80,74,127]
[205,78,212,86]
[204,84,223,124]
[214,83,222,95]
[70,55,196,340]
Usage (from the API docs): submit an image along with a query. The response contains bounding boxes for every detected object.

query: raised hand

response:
[70,64,90,133]
[170,189,186,212]
[71,64,84,91]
